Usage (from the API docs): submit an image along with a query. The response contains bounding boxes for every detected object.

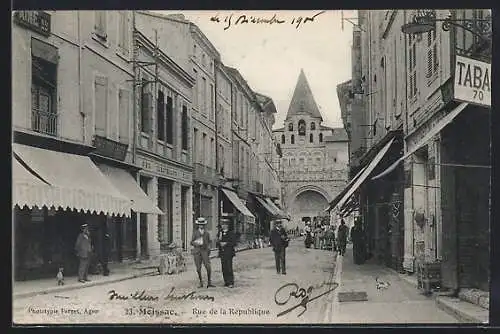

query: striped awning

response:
[12,144,131,217]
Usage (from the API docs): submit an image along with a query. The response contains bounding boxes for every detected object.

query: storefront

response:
[220,187,255,244]
[135,151,193,256]
[12,143,131,280]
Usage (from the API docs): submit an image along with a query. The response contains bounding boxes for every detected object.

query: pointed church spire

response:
[286,69,323,121]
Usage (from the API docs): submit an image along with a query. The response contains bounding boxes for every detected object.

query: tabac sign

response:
[454,55,491,107]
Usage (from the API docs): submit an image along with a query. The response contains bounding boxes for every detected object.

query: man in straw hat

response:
[217,217,236,288]
[270,219,289,275]
[75,223,93,283]
[191,217,215,288]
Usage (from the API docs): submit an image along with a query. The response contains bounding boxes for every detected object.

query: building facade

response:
[338,9,491,294]
[12,11,163,280]
[274,70,349,230]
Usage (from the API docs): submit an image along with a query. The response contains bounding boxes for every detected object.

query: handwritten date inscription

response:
[274,281,339,317]
[211,11,326,30]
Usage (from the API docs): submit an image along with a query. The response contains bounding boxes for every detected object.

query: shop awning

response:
[372,102,469,180]
[97,164,164,215]
[325,164,368,212]
[255,196,277,217]
[264,197,290,220]
[12,144,131,217]
[221,188,255,223]
[13,156,54,209]
[332,137,396,213]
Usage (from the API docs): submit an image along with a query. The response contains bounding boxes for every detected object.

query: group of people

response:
[191,217,291,288]
[302,217,367,264]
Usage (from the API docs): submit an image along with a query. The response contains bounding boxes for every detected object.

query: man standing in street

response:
[217,218,236,288]
[337,219,348,256]
[75,223,93,283]
[270,219,289,275]
[191,217,215,288]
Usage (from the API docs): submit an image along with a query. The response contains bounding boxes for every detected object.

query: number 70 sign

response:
[454,55,491,108]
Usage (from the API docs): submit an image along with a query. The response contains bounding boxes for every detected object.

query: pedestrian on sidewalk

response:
[101,232,111,276]
[337,219,348,256]
[217,218,236,288]
[75,223,93,283]
[350,217,366,264]
[191,217,215,288]
[270,219,289,275]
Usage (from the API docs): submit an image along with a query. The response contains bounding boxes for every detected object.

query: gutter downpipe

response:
[78,12,85,144]
[214,60,221,230]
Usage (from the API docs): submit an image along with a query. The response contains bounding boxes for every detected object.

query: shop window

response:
[157,90,165,141]
[31,42,58,136]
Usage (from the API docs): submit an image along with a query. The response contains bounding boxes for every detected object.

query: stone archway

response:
[288,185,330,229]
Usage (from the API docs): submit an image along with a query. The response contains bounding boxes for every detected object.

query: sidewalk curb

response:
[435,295,489,324]
[14,246,259,300]
[14,269,159,300]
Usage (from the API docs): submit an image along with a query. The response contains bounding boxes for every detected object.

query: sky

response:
[157,10,356,129]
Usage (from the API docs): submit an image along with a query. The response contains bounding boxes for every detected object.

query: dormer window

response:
[288,123,293,131]
[310,122,316,130]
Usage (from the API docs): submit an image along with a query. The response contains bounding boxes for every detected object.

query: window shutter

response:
[118,89,130,144]
[95,12,107,38]
[427,48,432,78]
[141,91,151,133]
[94,76,108,137]
[433,43,438,72]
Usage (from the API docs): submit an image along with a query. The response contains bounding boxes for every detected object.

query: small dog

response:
[375,276,391,290]
[56,267,64,286]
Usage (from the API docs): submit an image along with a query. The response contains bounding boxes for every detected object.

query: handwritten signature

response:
[108,288,215,302]
[274,281,339,317]
[210,11,326,31]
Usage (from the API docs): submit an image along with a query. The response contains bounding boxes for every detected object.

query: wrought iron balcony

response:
[193,163,218,186]
[31,109,58,136]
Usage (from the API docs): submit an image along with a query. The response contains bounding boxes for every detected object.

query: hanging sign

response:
[454,55,491,107]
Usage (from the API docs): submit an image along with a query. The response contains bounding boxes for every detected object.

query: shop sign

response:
[14,11,51,37]
[139,156,192,184]
[454,55,491,107]
[93,135,128,161]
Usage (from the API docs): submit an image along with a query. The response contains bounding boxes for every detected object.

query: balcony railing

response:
[32,109,58,136]
[193,163,218,186]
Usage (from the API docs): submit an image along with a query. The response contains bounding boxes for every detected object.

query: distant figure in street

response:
[101,232,111,276]
[270,220,289,275]
[217,218,236,288]
[75,223,93,283]
[337,220,348,256]
[324,225,335,251]
[191,217,215,288]
[350,217,366,264]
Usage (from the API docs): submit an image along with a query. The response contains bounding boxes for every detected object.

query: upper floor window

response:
[94,11,107,40]
[309,133,314,143]
[291,134,295,144]
[157,90,165,141]
[94,75,108,137]
[118,11,129,54]
[166,96,174,144]
[426,29,438,80]
[408,34,417,99]
[193,44,197,58]
[140,79,152,133]
[288,123,293,131]
[281,134,285,144]
[298,119,306,136]
[202,54,206,67]
[31,38,58,137]
[319,133,323,142]
[310,122,316,130]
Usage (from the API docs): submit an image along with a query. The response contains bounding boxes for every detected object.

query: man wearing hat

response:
[217,217,236,288]
[191,217,215,288]
[75,223,93,283]
[270,219,289,275]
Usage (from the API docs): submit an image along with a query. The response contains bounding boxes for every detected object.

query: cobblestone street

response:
[13,239,457,324]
